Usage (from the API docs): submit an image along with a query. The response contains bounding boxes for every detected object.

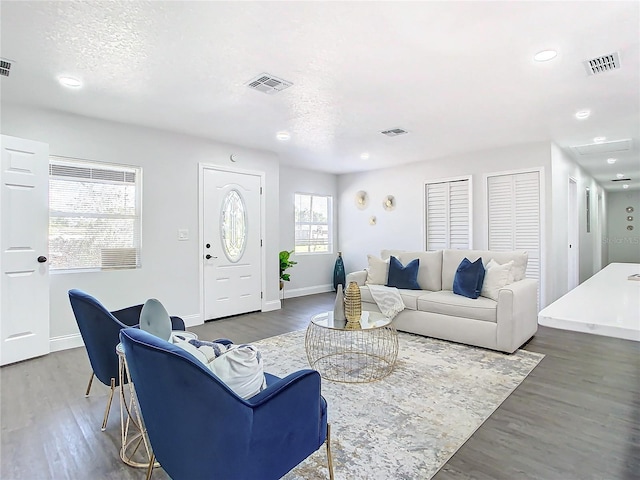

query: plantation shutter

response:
[425,179,470,250]
[487,171,540,280]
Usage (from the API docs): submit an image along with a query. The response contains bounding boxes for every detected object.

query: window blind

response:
[48,158,142,271]
[294,193,333,253]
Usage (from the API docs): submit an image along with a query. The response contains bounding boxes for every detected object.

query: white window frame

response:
[48,156,142,272]
[424,175,473,250]
[294,192,333,254]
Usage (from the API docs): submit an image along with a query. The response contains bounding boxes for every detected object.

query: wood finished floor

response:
[1,292,638,480]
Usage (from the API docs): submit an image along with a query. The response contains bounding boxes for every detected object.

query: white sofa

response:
[346,249,538,353]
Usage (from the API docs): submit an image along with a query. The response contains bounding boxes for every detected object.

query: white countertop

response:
[538,263,640,341]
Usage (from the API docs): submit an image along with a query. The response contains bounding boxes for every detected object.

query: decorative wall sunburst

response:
[383,195,396,211]
[355,190,369,209]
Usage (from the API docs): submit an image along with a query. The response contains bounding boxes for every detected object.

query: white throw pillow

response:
[173,338,266,399]
[365,255,390,285]
[209,344,267,400]
[481,259,514,301]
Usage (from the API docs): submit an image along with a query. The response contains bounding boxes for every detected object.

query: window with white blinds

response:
[294,193,333,254]
[487,171,540,280]
[425,178,471,250]
[48,157,142,271]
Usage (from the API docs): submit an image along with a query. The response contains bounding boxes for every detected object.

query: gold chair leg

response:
[145,452,155,480]
[101,377,116,432]
[326,423,334,480]
[85,372,95,397]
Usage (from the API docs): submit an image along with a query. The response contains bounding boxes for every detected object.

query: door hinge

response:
[261,292,263,299]
[260,187,263,195]
[260,239,263,247]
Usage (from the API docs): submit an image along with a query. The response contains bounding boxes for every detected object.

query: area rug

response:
[253,329,544,480]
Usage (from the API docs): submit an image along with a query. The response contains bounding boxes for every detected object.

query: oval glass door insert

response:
[220,189,247,262]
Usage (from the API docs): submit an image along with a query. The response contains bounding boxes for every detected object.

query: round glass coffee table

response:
[305,311,398,383]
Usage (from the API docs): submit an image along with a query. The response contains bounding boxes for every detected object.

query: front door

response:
[202,167,262,320]
[1,135,50,365]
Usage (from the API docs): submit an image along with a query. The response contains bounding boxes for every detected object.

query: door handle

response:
[205,254,218,260]
[37,256,47,263]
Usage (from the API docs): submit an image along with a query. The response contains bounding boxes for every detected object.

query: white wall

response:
[549,144,607,302]
[2,105,282,343]
[606,190,640,263]
[279,165,339,297]
[338,142,555,305]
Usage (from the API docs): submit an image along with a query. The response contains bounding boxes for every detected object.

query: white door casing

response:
[487,170,542,305]
[201,166,263,320]
[568,177,579,291]
[424,176,472,250]
[1,135,50,366]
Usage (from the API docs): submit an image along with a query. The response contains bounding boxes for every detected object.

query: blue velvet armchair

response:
[68,289,185,430]
[119,327,334,480]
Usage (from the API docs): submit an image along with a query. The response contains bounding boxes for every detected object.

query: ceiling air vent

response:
[570,139,632,156]
[0,58,12,77]
[245,73,292,95]
[583,52,620,75]
[381,128,408,137]
[611,178,631,182]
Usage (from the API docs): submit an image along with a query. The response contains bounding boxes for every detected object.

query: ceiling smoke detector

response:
[583,52,620,75]
[0,58,13,77]
[381,128,409,137]
[245,73,293,95]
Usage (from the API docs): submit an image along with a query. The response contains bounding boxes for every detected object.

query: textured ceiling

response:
[1,1,639,191]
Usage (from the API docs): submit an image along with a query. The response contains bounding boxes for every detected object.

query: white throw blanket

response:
[368,284,405,319]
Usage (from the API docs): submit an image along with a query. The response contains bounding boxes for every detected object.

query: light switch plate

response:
[178,229,189,241]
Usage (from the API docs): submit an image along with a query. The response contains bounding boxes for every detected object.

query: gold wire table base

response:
[117,350,159,469]
[305,312,398,383]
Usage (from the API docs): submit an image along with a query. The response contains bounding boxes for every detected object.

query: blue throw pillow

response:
[386,256,421,290]
[453,257,485,299]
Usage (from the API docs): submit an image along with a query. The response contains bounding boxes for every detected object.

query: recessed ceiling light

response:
[534,50,558,62]
[360,152,370,160]
[575,109,591,120]
[616,173,625,179]
[276,131,290,141]
[58,76,82,88]
[623,184,629,189]
[607,158,617,164]
[593,136,606,144]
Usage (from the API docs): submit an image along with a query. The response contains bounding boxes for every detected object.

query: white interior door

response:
[1,135,50,366]
[202,167,262,320]
[487,170,541,305]
[568,178,579,291]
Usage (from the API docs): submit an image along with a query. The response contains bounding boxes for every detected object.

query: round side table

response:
[116,330,198,468]
[305,311,398,383]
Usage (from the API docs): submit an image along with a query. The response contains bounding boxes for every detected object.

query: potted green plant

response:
[279,250,297,290]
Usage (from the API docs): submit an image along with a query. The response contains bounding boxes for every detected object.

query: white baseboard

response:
[181,314,203,328]
[49,314,203,353]
[50,333,84,352]
[263,300,281,312]
[281,284,333,299]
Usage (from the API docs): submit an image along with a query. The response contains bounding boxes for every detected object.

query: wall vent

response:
[570,139,632,156]
[245,73,292,95]
[583,52,620,75]
[381,128,409,137]
[0,58,12,77]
